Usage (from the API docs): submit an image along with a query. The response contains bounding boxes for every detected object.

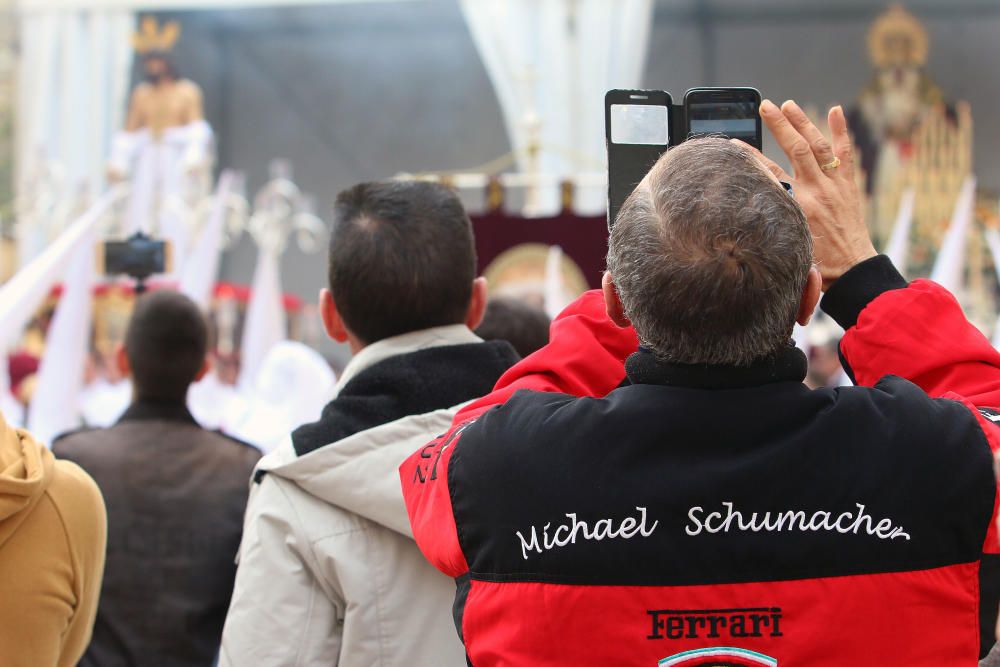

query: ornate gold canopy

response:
[868,4,929,68]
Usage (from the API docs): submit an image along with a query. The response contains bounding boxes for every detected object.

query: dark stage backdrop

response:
[472,212,609,290]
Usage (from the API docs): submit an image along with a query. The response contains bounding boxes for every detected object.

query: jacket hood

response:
[0,411,55,549]
[254,325,519,536]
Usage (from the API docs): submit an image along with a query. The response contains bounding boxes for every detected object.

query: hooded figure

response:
[0,411,106,666]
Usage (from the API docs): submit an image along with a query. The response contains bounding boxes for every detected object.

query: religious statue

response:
[847,4,972,257]
[108,17,213,273]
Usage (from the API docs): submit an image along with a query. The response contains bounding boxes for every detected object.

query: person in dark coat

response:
[54,290,260,667]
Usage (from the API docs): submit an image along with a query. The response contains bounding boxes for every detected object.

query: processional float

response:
[0,18,324,440]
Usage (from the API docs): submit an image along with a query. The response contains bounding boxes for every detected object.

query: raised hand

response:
[745,100,877,291]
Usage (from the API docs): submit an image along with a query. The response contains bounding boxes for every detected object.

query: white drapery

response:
[26,224,98,444]
[460,0,653,216]
[179,170,236,309]
[0,190,118,351]
[0,191,118,433]
[930,177,977,296]
[985,228,1000,349]
[16,6,134,262]
[882,188,915,277]
[238,246,286,392]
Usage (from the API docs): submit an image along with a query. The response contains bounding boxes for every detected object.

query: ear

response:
[115,343,131,378]
[194,355,212,383]
[465,277,489,331]
[319,288,350,343]
[602,272,631,328]
[796,266,823,326]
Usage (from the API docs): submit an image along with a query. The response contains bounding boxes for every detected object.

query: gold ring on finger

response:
[820,156,841,171]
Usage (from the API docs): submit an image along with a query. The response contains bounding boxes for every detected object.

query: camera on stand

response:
[100,232,171,294]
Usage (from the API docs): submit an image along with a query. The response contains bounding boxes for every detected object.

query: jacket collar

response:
[625,344,808,390]
[332,324,483,398]
[290,330,519,458]
[118,399,199,426]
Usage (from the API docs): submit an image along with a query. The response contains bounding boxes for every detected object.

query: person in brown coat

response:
[0,410,107,666]
[54,290,260,667]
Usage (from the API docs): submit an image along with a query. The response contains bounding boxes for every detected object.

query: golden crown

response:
[868,4,928,68]
[131,16,180,55]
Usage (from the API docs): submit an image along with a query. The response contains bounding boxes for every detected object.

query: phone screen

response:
[605,91,671,228]
[610,104,670,145]
[688,101,758,143]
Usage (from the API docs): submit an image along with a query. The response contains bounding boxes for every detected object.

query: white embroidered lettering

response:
[685,502,909,542]
[515,527,542,560]
[514,507,658,559]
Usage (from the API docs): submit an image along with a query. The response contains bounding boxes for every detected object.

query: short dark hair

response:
[328,181,476,344]
[125,290,208,401]
[475,297,551,358]
[607,137,812,366]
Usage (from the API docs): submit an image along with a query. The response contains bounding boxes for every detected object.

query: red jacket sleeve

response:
[399,290,639,576]
[821,255,1000,552]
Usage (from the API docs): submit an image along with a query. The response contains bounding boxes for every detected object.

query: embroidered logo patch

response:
[658,647,778,666]
[647,607,782,641]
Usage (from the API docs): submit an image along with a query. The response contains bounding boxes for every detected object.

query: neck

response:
[131,392,187,406]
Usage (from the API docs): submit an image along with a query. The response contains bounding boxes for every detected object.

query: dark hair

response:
[475,297,551,358]
[328,181,476,344]
[606,137,812,366]
[125,290,208,401]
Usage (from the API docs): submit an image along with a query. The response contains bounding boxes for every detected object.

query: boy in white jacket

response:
[220,181,520,666]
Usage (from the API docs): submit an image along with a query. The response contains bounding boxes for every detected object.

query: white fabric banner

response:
[982,228,1000,349]
[0,190,118,352]
[179,170,236,309]
[929,177,977,295]
[460,0,653,216]
[238,246,286,392]
[883,188,915,277]
[26,224,98,445]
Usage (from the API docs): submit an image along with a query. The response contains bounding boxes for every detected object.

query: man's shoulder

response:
[474,388,594,432]
[251,466,367,538]
[840,374,985,438]
[196,428,263,467]
[51,426,108,457]
[455,389,587,456]
[205,428,261,452]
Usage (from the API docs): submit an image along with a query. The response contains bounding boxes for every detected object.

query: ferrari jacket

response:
[401,255,1000,667]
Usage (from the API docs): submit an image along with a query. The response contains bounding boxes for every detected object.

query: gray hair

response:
[606,137,812,367]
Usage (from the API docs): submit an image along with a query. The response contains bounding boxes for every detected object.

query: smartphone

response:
[683,87,762,150]
[605,89,672,229]
[102,233,169,280]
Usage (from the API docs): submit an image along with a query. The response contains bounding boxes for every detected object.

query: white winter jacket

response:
[220,325,519,667]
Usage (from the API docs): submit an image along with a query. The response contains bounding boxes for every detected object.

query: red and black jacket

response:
[401,255,1000,666]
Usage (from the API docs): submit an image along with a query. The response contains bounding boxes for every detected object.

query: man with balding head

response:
[55,290,260,667]
[403,102,1000,664]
